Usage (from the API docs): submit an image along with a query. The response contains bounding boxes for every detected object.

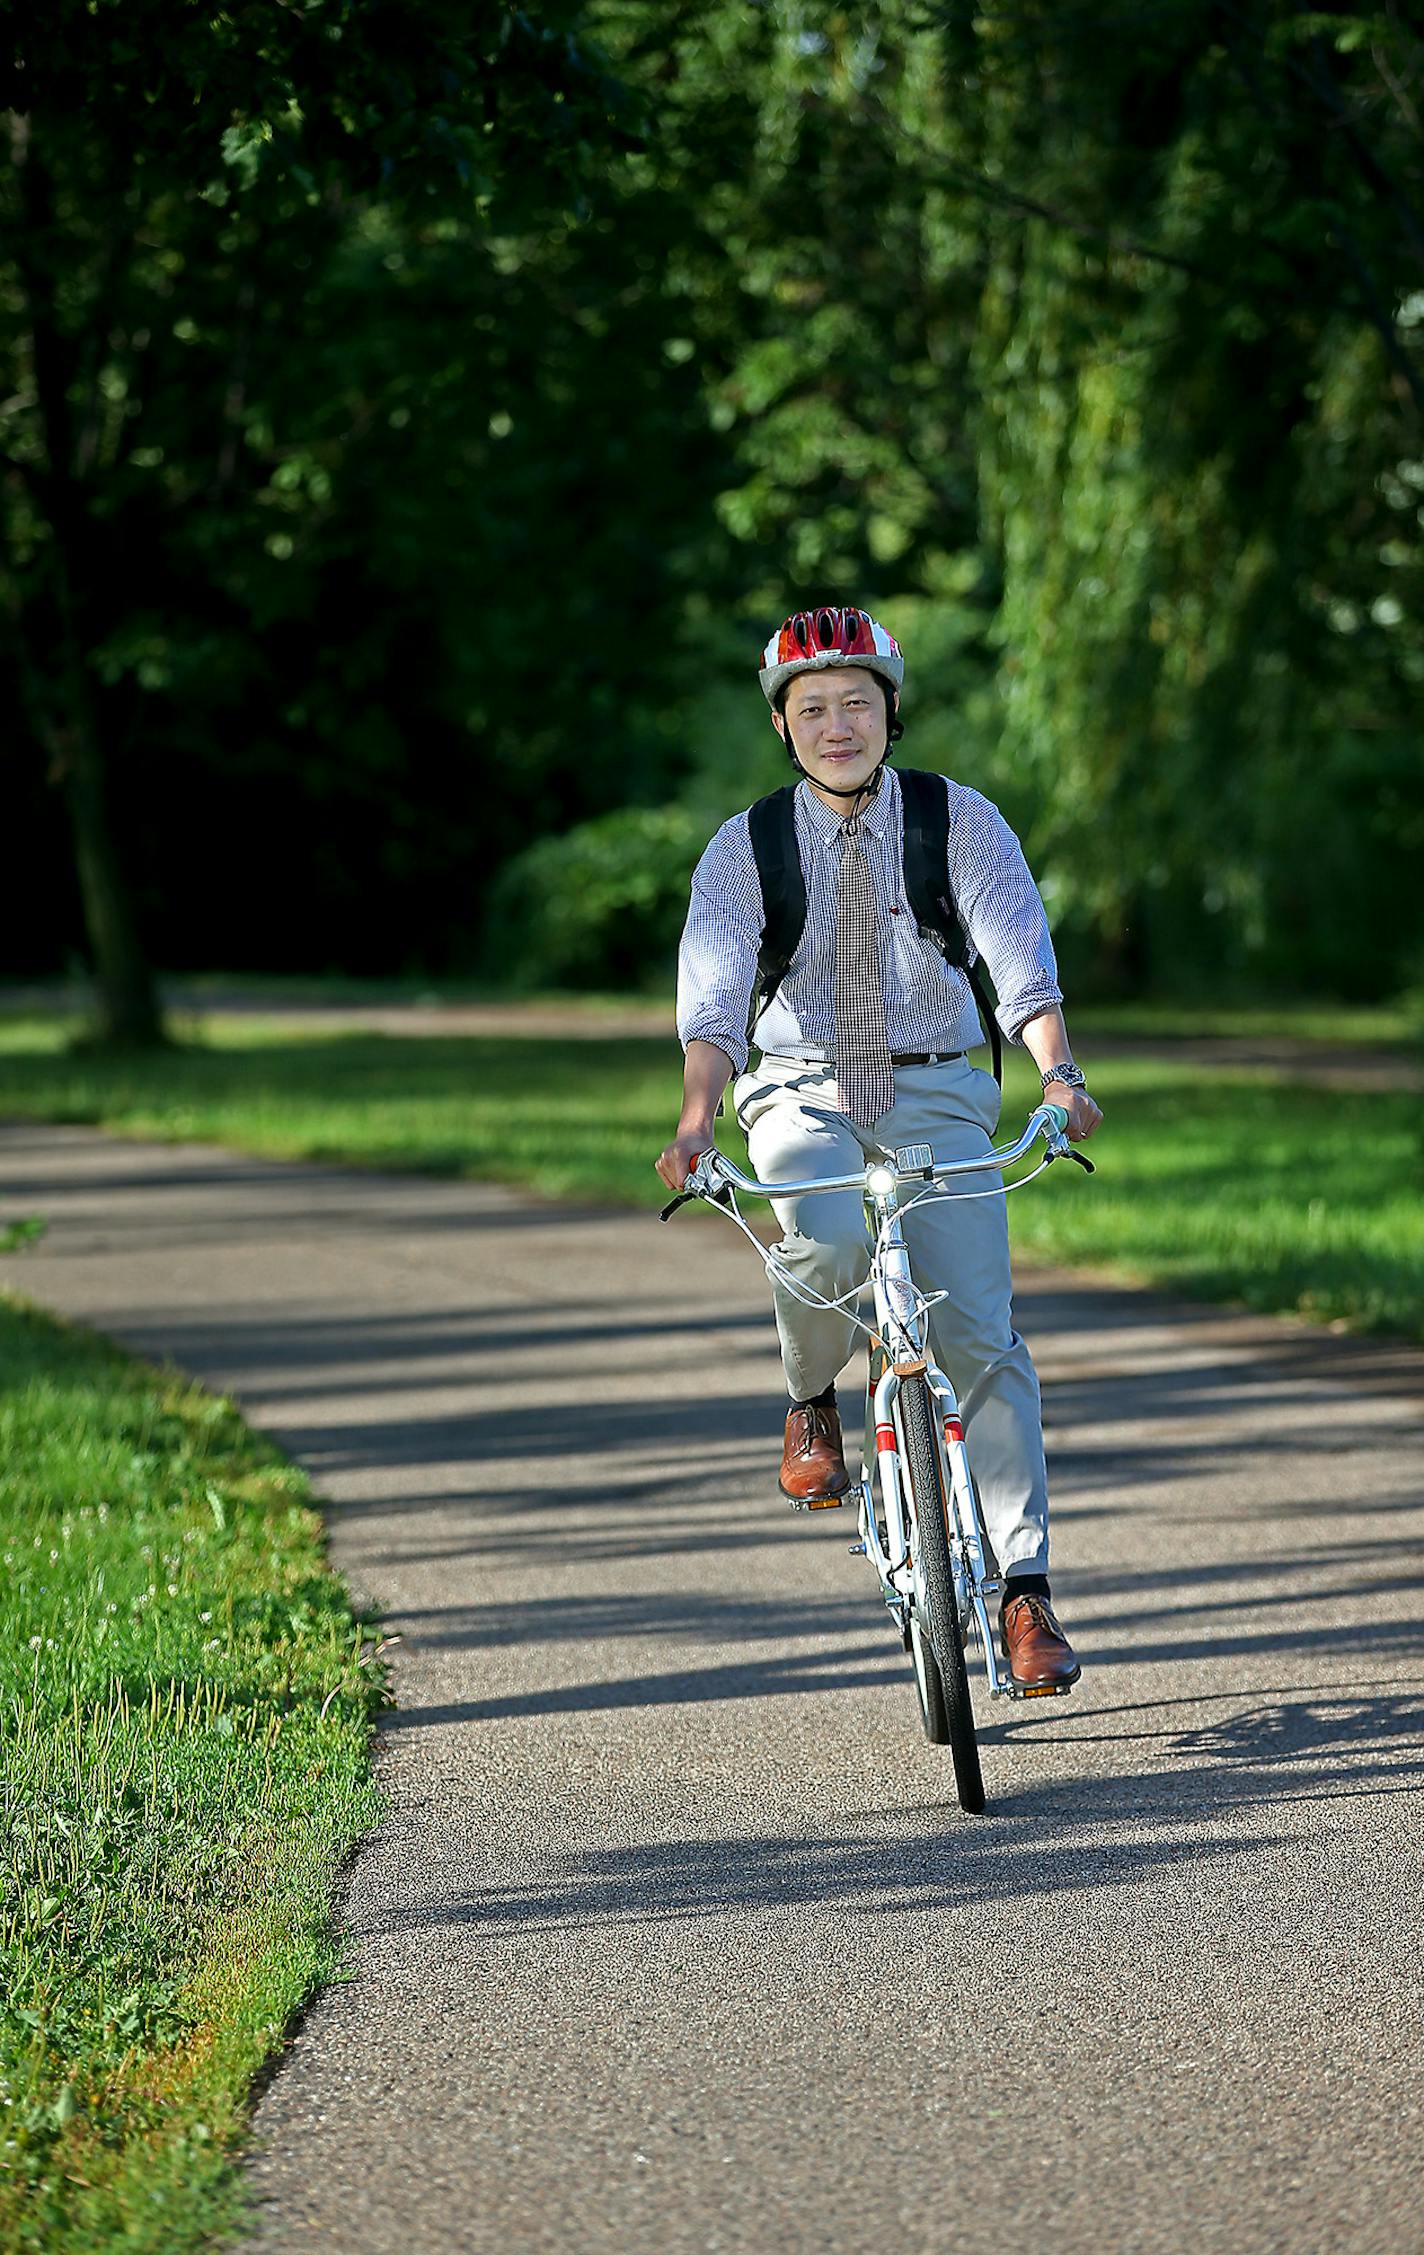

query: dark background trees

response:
[5,1,1422,1036]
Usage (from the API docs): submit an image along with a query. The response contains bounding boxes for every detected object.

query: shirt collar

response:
[796,760,899,843]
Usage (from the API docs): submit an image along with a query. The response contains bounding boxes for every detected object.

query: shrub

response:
[485,804,705,989]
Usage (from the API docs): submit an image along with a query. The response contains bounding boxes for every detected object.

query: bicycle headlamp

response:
[865,1165,896,1198]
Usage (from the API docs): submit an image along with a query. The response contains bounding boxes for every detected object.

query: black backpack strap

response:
[898,767,1002,1087]
[964,962,1003,1089]
[745,785,806,1044]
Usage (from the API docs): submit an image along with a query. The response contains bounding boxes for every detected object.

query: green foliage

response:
[0,1218,46,1254]
[948,2,1424,990]
[5,0,1424,1005]
[0,1296,383,2250]
[3,0,733,983]
[486,806,706,988]
[603,0,1424,998]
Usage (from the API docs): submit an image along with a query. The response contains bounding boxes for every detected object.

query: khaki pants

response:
[732,1053,1050,1578]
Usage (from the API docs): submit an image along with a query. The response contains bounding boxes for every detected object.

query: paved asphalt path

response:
[4,1123,1423,2255]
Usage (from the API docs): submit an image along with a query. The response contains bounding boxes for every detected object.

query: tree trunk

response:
[68,772,164,1049]
[31,671,165,1050]
[49,696,165,1049]
[12,108,166,1048]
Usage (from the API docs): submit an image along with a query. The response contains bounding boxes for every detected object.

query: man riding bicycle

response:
[656,605,1102,1692]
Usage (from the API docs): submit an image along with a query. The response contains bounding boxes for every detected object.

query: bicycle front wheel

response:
[899,1375,985,1814]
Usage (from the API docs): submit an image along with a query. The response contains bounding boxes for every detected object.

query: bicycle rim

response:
[899,1375,985,1813]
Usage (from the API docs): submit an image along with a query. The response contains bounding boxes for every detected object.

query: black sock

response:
[1002,1572,1051,1608]
[791,1382,837,1412]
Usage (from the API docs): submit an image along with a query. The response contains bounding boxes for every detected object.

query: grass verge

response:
[0,1294,383,2253]
[0,1019,1420,1340]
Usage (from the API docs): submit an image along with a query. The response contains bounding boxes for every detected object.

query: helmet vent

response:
[759,604,903,703]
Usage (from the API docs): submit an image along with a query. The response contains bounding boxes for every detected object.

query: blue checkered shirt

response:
[676,766,1063,1075]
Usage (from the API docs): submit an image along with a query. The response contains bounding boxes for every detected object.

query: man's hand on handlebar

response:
[656,1126,715,1195]
[658,1042,737,1193]
[1044,1084,1103,1143]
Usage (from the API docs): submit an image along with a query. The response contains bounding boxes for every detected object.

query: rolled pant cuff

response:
[996,1537,1050,1579]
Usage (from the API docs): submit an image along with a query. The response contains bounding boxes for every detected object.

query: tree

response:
[600,0,1424,996]
[2,1,648,1038]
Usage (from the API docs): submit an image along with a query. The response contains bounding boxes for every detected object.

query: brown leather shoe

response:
[1000,1591,1081,1693]
[779,1403,851,1509]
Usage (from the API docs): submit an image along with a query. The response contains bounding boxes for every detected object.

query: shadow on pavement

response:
[994,1678,1424,1769]
[372,1680,1421,1938]
[382,1640,905,1730]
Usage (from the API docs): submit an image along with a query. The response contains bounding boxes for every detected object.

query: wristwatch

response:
[1040,1060,1087,1091]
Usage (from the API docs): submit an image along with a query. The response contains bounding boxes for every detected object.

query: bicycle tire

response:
[899,1375,985,1814]
[908,1610,950,1744]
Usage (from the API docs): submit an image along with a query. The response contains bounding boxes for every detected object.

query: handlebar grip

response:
[659,1147,711,1222]
[1041,1102,1094,1172]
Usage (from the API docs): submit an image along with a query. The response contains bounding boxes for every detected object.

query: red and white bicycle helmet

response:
[758,604,904,704]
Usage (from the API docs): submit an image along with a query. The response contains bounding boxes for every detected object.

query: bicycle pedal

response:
[786,1493,846,1512]
[1010,1680,1076,1700]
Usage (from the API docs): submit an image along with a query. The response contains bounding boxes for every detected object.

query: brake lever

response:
[659,1154,734,1221]
[1045,1140,1096,1175]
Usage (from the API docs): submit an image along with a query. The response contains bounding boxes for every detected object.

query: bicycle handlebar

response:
[660,1102,1090,1220]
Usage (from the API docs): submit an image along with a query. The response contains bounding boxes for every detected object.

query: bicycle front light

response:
[865,1164,897,1197]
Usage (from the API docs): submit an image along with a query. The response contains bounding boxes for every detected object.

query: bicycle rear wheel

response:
[899,1375,985,1814]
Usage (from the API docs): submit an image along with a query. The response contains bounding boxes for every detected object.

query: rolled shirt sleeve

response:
[946,784,1064,1042]
[675,815,762,1075]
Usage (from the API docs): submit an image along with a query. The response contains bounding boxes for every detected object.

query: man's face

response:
[775,665,891,796]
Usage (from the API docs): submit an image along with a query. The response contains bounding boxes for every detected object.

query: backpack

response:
[745,765,1002,1085]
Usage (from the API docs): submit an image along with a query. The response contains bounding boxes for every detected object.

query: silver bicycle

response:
[662,1103,1092,1813]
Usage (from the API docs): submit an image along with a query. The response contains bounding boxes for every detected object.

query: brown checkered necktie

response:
[834,816,895,1128]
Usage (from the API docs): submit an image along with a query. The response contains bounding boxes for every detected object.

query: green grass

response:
[0,1296,384,2253]
[1065,999,1422,1047]
[1000,1056,1423,1337]
[0,1018,1421,1339]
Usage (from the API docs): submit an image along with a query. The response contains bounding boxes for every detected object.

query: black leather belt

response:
[755,1049,966,1070]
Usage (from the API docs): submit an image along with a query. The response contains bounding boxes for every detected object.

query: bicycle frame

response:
[856,1170,1012,1700]
[679,1105,1076,1704]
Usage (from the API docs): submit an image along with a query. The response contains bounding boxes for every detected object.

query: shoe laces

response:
[1001,1592,1062,1637]
[791,1405,839,1453]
